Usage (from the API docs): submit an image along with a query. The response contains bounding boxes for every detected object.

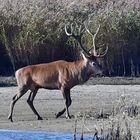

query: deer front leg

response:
[65,92,72,119]
[56,88,72,119]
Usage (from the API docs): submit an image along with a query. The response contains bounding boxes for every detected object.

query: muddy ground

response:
[0,78,140,138]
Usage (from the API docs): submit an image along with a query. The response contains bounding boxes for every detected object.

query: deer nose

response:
[96,70,104,77]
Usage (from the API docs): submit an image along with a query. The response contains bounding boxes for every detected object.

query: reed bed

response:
[0,0,140,76]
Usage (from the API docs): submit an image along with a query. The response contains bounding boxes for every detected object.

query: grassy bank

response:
[1,76,140,87]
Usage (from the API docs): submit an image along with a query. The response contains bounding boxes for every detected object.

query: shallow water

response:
[0,129,93,140]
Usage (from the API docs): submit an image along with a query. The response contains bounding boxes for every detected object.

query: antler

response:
[65,22,91,56]
[65,22,108,58]
[85,22,108,57]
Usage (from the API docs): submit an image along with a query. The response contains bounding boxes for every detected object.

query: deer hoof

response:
[66,115,71,119]
[38,116,43,120]
[55,112,62,118]
[55,114,59,119]
[8,115,13,122]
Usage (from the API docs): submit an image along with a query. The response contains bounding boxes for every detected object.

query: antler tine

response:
[79,24,85,37]
[84,21,93,36]
[96,46,108,57]
[65,23,73,36]
[84,22,100,56]
[92,25,100,56]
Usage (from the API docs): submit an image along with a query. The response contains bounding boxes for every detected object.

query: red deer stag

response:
[8,22,108,122]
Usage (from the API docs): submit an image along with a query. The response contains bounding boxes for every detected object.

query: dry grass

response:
[114,94,139,118]
[73,94,139,140]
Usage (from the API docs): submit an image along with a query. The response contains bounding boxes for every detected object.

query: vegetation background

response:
[0,0,140,76]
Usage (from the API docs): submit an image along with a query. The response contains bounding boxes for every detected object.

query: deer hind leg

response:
[8,86,28,122]
[27,89,42,120]
[56,88,72,119]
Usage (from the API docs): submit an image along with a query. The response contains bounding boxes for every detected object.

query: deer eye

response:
[91,62,96,66]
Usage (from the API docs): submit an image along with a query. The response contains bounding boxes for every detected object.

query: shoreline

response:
[1,76,140,87]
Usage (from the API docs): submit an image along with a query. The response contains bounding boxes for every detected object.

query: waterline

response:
[0,129,93,140]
